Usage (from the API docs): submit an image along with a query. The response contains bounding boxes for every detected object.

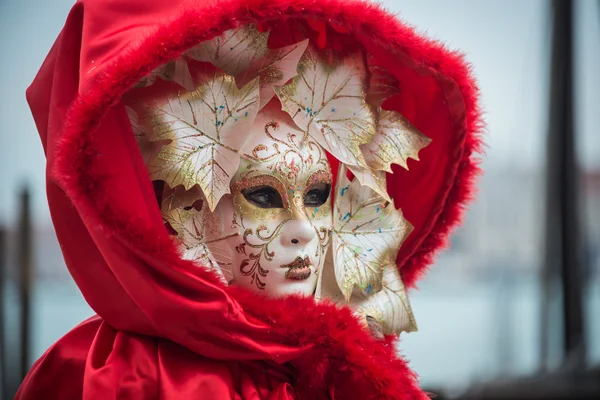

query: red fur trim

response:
[230,287,428,399]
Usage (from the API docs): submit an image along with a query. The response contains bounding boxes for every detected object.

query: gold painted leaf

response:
[351,263,418,335]
[161,183,204,212]
[332,165,412,301]
[347,165,392,203]
[366,62,400,107]
[361,109,432,173]
[187,24,270,77]
[135,57,195,91]
[162,185,234,282]
[237,39,310,109]
[126,106,164,164]
[143,72,260,211]
[274,47,376,169]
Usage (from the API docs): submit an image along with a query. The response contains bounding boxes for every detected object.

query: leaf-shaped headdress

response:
[126,24,430,334]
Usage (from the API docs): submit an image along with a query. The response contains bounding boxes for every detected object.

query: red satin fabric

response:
[18,0,481,398]
[20,317,296,399]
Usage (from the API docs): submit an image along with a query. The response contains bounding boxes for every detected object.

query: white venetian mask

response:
[214,106,332,295]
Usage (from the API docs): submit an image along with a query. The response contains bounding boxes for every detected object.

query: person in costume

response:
[18,1,483,399]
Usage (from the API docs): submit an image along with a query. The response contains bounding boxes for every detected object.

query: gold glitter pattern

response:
[331,164,413,301]
[141,72,260,211]
[305,170,333,220]
[231,174,292,221]
[238,118,332,221]
[306,170,333,191]
[231,174,290,209]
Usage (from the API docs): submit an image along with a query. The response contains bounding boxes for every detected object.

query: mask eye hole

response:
[242,185,284,209]
[304,183,331,207]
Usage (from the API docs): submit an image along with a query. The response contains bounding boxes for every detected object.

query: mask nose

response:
[281,220,315,247]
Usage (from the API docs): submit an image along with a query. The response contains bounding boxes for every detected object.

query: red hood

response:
[19,0,483,399]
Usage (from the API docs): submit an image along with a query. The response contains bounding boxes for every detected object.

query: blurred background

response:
[0,0,598,399]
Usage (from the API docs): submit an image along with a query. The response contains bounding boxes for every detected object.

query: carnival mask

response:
[212,106,332,295]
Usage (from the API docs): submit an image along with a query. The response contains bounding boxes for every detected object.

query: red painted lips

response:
[281,256,312,281]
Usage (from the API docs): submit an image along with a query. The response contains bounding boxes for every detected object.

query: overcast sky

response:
[0,0,598,224]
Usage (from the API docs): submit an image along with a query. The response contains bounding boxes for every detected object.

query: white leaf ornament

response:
[237,39,310,109]
[141,72,260,211]
[332,165,413,301]
[352,264,418,335]
[161,185,234,282]
[361,109,431,172]
[274,48,376,170]
[187,25,270,77]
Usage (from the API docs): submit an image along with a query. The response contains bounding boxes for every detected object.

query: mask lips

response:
[281,256,313,281]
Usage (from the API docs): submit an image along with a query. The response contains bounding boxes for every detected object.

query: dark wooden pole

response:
[18,188,32,381]
[0,226,7,400]
[543,0,585,368]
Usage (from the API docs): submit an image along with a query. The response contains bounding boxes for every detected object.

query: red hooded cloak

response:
[17,0,483,398]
